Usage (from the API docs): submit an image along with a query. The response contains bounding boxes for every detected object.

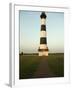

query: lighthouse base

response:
[38,51,48,56]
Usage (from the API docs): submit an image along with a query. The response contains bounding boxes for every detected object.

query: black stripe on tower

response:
[41,25,46,31]
[40,37,47,44]
[40,12,46,19]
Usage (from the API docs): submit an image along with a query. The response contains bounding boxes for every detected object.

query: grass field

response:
[19,53,64,79]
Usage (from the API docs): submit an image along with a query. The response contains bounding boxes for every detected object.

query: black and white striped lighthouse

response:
[38,12,48,56]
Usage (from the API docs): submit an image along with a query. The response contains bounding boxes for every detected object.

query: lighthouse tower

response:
[38,12,48,56]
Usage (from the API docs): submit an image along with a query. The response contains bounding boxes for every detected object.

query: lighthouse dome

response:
[40,12,47,18]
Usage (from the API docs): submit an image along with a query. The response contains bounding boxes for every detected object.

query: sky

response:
[19,10,64,53]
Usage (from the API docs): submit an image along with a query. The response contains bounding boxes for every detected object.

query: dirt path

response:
[33,58,56,78]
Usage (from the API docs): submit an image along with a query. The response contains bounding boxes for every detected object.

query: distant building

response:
[38,12,49,56]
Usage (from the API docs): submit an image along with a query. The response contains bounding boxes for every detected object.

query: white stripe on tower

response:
[41,18,46,25]
[40,31,47,37]
[39,44,47,49]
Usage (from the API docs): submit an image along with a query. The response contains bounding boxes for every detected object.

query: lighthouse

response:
[38,12,48,56]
